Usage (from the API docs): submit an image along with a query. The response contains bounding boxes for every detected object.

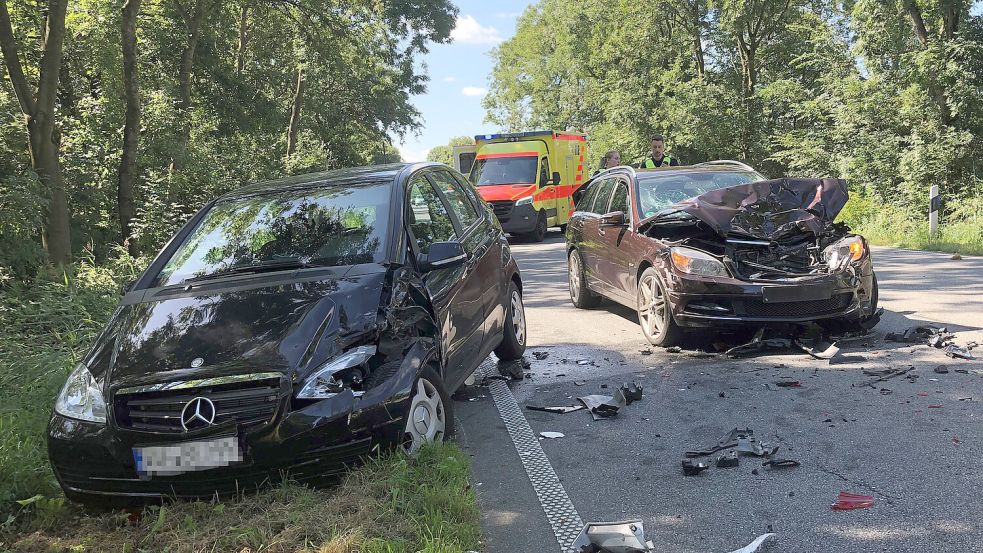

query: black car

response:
[48,163,526,504]
[566,161,878,346]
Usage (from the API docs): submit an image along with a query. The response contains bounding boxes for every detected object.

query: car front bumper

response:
[48,347,425,504]
[667,259,876,328]
[492,201,539,234]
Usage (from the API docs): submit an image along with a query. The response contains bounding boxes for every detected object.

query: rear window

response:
[636,171,764,218]
[470,156,538,186]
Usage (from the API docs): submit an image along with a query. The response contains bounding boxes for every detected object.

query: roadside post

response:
[930,184,939,237]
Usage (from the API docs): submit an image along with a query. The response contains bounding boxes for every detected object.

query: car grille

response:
[114,374,284,433]
[489,200,514,221]
[740,293,853,318]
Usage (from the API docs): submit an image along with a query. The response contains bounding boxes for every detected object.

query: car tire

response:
[401,366,453,455]
[524,211,547,242]
[559,223,567,234]
[494,280,527,361]
[568,248,601,309]
[862,273,879,321]
[637,267,683,347]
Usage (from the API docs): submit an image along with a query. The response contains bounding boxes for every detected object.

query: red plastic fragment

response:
[917,392,929,397]
[831,491,874,510]
[953,437,961,444]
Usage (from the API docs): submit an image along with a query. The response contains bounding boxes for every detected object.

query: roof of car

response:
[219,162,443,199]
[596,160,760,180]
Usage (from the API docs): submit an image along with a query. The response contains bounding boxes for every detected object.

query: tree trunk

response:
[0,0,72,266]
[941,1,961,40]
[167,0,209,178]
[236,2,249,75]
[119,0,141,256]
[286,65,306,159]
[902,0,929,46]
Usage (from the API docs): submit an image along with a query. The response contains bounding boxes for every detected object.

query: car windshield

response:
[470,156,538,186]
[636,171,765,218]
[152,183,391,286]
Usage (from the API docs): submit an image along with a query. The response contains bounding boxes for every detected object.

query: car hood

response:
[477,183,538,202]
[640,178,849,241]
[93,268,387,389]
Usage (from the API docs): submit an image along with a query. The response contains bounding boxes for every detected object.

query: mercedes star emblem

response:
[180,397,217,431]
[190,357,204,368]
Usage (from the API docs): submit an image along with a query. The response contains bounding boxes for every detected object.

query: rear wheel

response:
[524,211,547,242]
[401,367,453,455]
[637,267,682,346]
[494,281,527,360]
[568,249,601,308]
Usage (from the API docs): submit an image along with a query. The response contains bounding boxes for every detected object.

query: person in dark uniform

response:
[638,135,679,168]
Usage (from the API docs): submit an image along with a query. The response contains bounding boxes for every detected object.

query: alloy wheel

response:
[569,252,582,303]
[510,289,526,346]
[638,274,667,338]
[403,378,446,454]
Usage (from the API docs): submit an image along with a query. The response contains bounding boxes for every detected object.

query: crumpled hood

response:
[97,270,387,388]
[643,178,849,241]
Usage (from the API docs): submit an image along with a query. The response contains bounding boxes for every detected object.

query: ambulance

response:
[453,130,588,241]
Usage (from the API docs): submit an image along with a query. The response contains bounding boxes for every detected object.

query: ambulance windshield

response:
[470,156,539,186]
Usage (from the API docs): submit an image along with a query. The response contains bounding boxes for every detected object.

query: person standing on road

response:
[593,150,622,175]
[639,135,679,168]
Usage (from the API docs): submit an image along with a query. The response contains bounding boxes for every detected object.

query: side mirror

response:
[600,211,627,227]
[418,241,467,271]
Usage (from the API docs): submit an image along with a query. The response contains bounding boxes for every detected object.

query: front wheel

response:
[523,211,547,242]
[402,367,453,455]
[494,281,527,361]
[637,267,682,346]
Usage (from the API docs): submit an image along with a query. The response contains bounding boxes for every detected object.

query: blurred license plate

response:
[761,285,832,303]
[133,436,242,477]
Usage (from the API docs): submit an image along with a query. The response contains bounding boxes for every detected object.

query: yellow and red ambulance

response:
[454,130,588,241]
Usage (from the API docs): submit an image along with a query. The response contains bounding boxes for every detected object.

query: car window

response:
[451,171,488,215]
[636,170,765,218]
[151,183,390,286]
[609,180,629,215]
[407,175,457,254]
[540,156,550,186]
[588,178,616,214]
[430,171,480,230]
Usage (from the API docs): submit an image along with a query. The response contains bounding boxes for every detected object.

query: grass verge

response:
[840,195,983,256]
[5,443,481,553]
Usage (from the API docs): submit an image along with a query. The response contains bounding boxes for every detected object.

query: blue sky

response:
[395,1,532,162]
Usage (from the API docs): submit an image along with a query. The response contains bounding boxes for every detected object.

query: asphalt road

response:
[455,233,983,553]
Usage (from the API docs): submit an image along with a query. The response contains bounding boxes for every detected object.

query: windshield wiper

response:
[181,258,321,284]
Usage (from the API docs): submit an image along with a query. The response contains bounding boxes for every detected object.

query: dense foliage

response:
[1,0,456,277]
[484,0,983,248]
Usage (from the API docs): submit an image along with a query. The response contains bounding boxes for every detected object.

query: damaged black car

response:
[565,161,878,346]
[48,163,526,505]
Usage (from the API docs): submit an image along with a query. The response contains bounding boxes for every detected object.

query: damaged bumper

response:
[667,260,875,328]
[47,343,430,503]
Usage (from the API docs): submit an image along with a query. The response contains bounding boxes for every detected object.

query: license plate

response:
[133,436,242,477]
[761,285,832,303]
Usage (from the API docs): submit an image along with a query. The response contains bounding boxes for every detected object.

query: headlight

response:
[824,236,865,269]
[296,346,376,399]
[54,364,107,424]
[670,247,729,277]
[515,196,533,206]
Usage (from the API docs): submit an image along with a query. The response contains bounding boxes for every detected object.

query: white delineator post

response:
[930,184,940,237]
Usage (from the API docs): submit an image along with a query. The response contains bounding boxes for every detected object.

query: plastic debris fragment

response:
[831,491,874,510]
[682,459,709,476]
[570,520,654,553]
[726,533,777,553]
[539,431,564,439]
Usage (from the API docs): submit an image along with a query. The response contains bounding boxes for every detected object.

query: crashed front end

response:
[47,267,437,505]
[641,178,877,327]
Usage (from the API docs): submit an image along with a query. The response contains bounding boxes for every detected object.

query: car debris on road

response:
[539,431,565,439]
[578,390,627,420]
[831,491,874,510]
[526,405,585,414]
[571,519,776,553]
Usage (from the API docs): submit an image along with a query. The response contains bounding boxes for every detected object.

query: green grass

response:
[839,195,983,256]
[0,254,482,552]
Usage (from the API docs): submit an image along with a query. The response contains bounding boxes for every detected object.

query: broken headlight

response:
[824,236,865,268]
[296,346,376,399]
[54,363,107,424]
[670,247,729,277]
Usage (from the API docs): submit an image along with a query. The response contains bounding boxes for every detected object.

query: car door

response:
[578,177,616,290]
[594,177,636,305]
[539,155,557,224]
[427,169,501,360]
[405,172,484,383]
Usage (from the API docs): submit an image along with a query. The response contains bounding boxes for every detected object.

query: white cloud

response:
[442,76,457,82]
[461,86,488,97]
[397,143,431,163]
[450,15,503,45]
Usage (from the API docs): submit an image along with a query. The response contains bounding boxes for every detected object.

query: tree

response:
[426,135,474,166]
[0,0,71,265]
[119,0,142,256]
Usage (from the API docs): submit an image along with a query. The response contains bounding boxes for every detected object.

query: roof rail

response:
[696,160,757,172]
[591,165,636,179]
